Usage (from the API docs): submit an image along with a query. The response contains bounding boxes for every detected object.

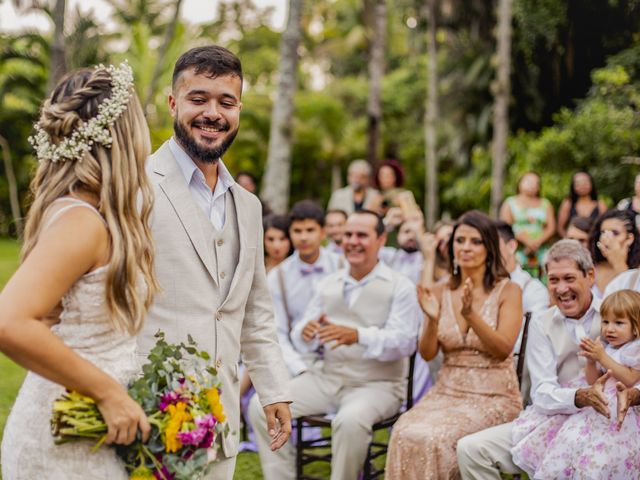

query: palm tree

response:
[490,0,512,218]
[365,0,386,166]
[260,0,304,214]
[424,0,439,229]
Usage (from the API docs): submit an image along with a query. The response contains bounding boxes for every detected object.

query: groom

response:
[137,46,292,479]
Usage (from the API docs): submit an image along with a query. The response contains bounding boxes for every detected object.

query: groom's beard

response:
[173,117,239,164]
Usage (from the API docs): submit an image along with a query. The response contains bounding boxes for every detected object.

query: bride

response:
[0,62,158,478]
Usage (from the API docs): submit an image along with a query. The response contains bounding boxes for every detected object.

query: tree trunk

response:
[424,0,439,230]
[144,0,184,113]
[47,0,67,94]
[0,135,23,236]
[490,0,512,219]
[366,0,386,166]
[260,0,303,214]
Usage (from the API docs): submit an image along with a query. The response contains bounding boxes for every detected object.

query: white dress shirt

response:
[527,298,600,415]
[169,137,236,230]
[291,261,421,362]
[510,265,550,314]
[603,268,640,298]
[267,248,342,376]
[379,247,424,284]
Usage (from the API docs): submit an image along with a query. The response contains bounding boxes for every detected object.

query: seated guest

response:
[589,209,640,298]
[249,210,420,480]
[385,210,523,480]
[565,215,594,250]
[379,218,425,284]
[509,289,640,478]
[263,214,292,274]
[324,209,348,255]
[268,200,342,377]
[328,159,381,214]
[236,170,257,193]
[456,240,638,479]
[372,158,417,216]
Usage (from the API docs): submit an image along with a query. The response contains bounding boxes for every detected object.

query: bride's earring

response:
[453,258,459,275]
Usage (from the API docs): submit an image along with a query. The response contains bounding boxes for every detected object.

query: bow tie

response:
[300,265,324,276]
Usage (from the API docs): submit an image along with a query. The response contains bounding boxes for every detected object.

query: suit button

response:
[216,359,222,369]
[216,311,222,321]
[220,271,226,279]
[217,239,224,246]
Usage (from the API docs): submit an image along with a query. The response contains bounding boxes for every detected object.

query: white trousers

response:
[456,422,523,480]
[202,454,237,480]
[248,370,401,480]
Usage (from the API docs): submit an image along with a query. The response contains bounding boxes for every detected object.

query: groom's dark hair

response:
[172,46,243,90]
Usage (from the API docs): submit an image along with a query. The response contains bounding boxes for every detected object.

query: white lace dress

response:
[1,204,139,479]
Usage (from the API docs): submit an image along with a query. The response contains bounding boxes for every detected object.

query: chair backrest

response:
[405,353,416,411]
[515,311,533,387]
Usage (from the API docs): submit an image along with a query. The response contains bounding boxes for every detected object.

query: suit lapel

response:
[220,185,247,308]
[153,143,218,285]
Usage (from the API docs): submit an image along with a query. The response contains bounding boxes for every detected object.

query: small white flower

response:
[29,61,134,163]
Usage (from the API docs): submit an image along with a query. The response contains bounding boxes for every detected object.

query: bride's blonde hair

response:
[22,66,159,335]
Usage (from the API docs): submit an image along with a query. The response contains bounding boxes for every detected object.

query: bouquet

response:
[50,332,229,480]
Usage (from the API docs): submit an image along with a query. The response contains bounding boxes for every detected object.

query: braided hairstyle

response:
[22,67,159,335]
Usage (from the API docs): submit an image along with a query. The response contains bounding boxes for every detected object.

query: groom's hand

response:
[264,402,292,451]
[575,370,611,418]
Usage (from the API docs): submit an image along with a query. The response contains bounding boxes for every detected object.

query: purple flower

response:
[579,455,589,467]
[177,426,207,445]
[199,430,215,449]
[595,442,605,452]
[153,457,174,480]
[195,414,216,429]
[563,467,573,477]
[625,458,634,470]
[159,390,189,412]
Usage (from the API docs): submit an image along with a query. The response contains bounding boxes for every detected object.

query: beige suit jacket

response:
[138,141,289,457]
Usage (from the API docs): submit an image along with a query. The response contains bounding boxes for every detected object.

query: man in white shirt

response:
[327,160,381,214]
[268,200,342,377]
[456,240,629,479]
[379,219,424,284]
[249,210,421,480]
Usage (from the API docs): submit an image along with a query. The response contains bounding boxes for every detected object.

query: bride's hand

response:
[96,385,151,445]
[417,284,440,321]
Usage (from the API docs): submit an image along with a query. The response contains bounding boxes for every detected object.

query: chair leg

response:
[295,419,303,480]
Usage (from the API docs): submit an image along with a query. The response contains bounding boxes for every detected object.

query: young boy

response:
[268,200,342,376]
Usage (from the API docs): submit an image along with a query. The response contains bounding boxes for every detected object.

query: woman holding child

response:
[386,210,523,479]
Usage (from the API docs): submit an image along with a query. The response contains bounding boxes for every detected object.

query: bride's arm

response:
[0,209,149,445]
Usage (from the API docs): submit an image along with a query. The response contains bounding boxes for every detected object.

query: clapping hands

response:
[578,337,606,363]
[461,277,474,318]
[301,314,358,349]
[417,284,440,321]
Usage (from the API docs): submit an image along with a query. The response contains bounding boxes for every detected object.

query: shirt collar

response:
[551,294,601,324]
[169,137,236,194]
[344,260,392,286]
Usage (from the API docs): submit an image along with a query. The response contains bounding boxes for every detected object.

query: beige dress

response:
[385,279,522,480]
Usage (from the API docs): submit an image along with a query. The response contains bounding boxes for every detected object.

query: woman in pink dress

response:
[385,210,523,479]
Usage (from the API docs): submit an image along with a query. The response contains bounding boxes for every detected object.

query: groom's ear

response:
[168,94,177,118]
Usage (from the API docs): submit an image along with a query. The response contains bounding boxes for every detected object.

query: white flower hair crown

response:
[29,61,134,163]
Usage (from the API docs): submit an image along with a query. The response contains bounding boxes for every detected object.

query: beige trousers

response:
[202,454,237,480]
[456,422,523,480]
[248,370,401,480]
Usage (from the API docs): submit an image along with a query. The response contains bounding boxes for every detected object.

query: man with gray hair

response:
[456,239,635,478]
[328,159,381,214]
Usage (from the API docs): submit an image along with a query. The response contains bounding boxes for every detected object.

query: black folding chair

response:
[295,354,416,480]
[514,311,533,387]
